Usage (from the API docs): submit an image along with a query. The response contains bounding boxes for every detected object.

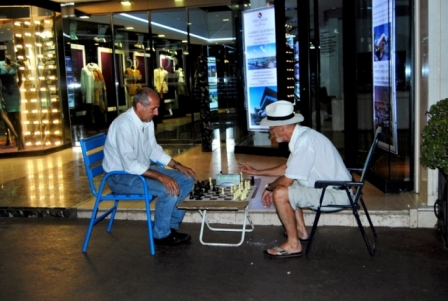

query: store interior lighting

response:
[120,13,235,43]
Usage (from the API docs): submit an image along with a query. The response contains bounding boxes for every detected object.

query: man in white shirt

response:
[239,101,351,258]
[103,87,196,246]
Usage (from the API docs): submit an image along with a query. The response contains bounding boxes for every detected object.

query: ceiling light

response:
[120,13,235,43]
[121,1,132,5]
[125,26,134,30]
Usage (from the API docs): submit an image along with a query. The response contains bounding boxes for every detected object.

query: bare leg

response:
[266,186,302,255]
[7,111,24,150]
[294,208,309,241]
[5,128,11,146]
[0,109,19,140]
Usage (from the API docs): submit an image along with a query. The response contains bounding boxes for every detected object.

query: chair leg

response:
[106,201,119,232]
[358,198,377,256]
[145,200,155,255]
[352,204,376,256]
[305,209,322,256]
[82,201,101,252]
[360,198,377,239]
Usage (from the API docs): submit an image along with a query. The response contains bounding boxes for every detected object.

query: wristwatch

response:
[265,183,274,192]
[172,160,181,169]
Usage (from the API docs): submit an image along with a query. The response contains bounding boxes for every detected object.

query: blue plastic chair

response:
[306,127,382,256]
[80,133,162,255]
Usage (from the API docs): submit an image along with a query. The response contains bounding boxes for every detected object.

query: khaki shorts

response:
[288,181,350,209]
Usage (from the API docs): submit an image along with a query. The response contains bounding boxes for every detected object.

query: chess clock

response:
[215,174,240,186]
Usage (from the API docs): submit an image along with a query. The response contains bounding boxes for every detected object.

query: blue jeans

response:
[106,165,194,239]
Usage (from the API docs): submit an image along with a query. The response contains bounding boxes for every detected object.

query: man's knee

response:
[272,186,290,205]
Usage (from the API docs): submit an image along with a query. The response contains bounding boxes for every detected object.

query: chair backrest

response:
[353,127,382,199]
[80,133,107,197]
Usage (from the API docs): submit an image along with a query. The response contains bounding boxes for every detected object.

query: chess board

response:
[189,178,260,200]
[177,178,261,211]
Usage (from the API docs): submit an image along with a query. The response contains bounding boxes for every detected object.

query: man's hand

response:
[238,162,259,175]
[174,164,196,180]
[261,189,273,207]
[158,173,180,196]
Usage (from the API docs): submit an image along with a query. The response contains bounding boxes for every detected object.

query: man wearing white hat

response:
[239,100,351,258]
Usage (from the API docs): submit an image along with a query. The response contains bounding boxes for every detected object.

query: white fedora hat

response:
[260,100,304,126]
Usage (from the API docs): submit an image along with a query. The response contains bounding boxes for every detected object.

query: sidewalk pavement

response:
[0,218,447,301]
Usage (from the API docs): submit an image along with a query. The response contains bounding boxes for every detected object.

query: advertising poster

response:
[372,0,398,153]
[207,57,218,111]
[242,7,277,131]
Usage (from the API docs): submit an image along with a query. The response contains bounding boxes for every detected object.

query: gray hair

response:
[132,87,158,108]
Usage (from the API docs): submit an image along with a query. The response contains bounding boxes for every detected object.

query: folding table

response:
[177,178,260,247]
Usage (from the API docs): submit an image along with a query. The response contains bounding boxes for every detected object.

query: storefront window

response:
[64,13,117,144]
[63,4,243,149]
[0,6,66,156]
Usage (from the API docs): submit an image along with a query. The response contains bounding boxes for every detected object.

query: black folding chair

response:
[306,127,382,256]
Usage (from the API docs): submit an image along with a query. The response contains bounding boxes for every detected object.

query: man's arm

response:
[141,167,181,196]
[265,175,294,191]
[167,159,196,180]
[238,162,287,176]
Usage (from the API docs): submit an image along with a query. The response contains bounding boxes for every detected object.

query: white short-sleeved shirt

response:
[285,125,351,186]
[285,125,352,208]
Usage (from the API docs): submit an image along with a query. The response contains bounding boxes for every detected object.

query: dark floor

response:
[0,218,447,301]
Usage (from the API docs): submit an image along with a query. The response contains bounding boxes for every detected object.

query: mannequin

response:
[0,58,24,150]
[81,62,100,105]
[176,67,186,95]
[153,66,168,123]
[36,58,52,143]
[154,66,168,98]
[81,62,106,132]
[125,64,142,99]
[92,69,107,111]
[0,78,21,150]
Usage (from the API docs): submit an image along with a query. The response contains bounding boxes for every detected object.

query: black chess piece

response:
[250,176,255,186]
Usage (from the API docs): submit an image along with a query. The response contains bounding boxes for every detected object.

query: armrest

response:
[150,160,164,168]
[347,168,363,175]
[314,180,362,189]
